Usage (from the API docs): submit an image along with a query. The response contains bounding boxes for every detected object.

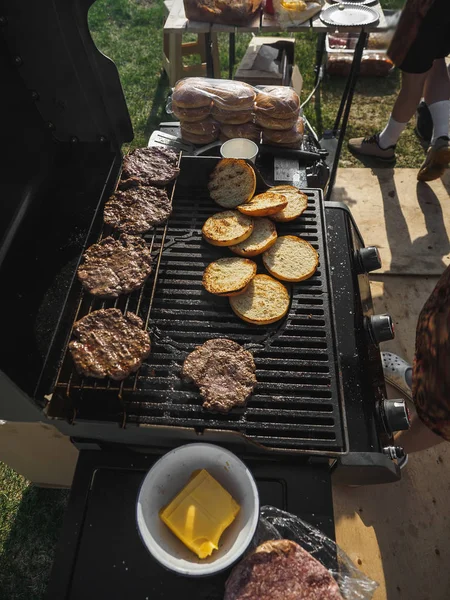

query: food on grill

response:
[69,308,151,380]
[180,128,219,145]
[182,338,257,412]
[77,234,152,298]
[160,469,240,559]
[183,0,263,27]
[255,86,300,117]
[269,186,308,222]
[172,78,213,108]
[202,257,257,296]
[230,218,277,257]
[208,159,256,209]
[104,184,171,234]
[180,117,220,137]
[202,210,254,247]
[121,147,180,186]
[230,274,290,325]
[263,236,318,282]
[224,539,344,600]
[172,102,212,122]
[237,191,287,217]
[211,105,253,125]
[220,122,262,144]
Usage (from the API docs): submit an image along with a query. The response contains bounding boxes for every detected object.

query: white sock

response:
[429,100,450,144]
[378,115,407,149]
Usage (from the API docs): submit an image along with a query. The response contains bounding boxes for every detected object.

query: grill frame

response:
[48,156,349,457]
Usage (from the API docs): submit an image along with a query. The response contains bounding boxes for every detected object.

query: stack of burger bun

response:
[255,86,303,148]
[172,78,217,145]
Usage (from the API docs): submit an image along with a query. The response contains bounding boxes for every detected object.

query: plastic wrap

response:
[248,506,378,600]
[273,0,322,28]
[167,78,303,147]
[327,54,394,77]
[183,0,263,27]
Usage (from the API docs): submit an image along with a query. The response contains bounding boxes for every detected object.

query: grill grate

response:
[50,156,347,455]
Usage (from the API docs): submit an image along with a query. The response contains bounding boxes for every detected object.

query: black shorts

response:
[400,0,450,74]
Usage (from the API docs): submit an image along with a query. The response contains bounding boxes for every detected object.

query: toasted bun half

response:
[208,158,256,209]
[230,274,290,325]
[269,186,308,222]
[202,257,257,296]
[202,210,254,247]
[237,192,288,217]
[230,218,277,257]
[263,236,319,282]
[172,102,211,122]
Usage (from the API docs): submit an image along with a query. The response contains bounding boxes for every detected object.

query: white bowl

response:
[136,443,259,577]
[220,138,259,163]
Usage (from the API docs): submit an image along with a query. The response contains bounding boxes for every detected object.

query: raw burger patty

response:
[181,338,256,413]
[77,234,152,297]
[104,184,171,234]
[225,539,344,600]
[69,308,151,380]
[122,147,180,186]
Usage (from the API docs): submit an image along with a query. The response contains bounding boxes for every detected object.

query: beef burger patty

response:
[69,308,151,380]
[122,147,180,186]
[104,184,171,234]
[182,338,256,413]
[225,539,344,600]
[77,234,152,298]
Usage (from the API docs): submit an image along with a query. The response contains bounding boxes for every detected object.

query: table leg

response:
[325,30,368,201]
[229,32,236,80]
[205,32,214,78]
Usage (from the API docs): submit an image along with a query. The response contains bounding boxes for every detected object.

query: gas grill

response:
[0,2,409,598]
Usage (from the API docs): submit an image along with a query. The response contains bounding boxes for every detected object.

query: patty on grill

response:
[122,147,180,186]
[181,338,256,413]
[225,540,344,600]
[104,184,171,234]
[69,308,151,380]
[77,234,152,298]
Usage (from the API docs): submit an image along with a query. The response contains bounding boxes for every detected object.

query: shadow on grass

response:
[0,486,68,600]
[143,71,172,140]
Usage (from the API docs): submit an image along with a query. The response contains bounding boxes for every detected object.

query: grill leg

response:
[229,32,236,79]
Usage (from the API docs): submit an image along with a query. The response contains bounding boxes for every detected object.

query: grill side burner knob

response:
[367,314,394,344]
[380,399,410,433]
[358,247,382,273]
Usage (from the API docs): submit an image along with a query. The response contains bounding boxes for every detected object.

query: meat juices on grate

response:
[77,234,152,298]
[69,309,151,380]
[121,147,180,186]
[225,540,344,600]
[104,184,171,234]
[181,338,256,413]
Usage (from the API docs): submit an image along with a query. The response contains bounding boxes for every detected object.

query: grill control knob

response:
[380,399,410,433]
[382,446,405,460]
[367,314,394,344]
[358,247,382,273]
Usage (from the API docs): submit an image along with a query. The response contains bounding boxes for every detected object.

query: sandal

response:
[381,352,413,400]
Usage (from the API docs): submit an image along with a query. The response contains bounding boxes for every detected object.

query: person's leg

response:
[395,408,445,454]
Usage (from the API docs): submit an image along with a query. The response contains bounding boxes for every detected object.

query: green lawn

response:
[1,1,411,598]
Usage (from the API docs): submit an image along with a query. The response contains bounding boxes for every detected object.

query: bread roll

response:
[202,210,254,247]
[172,102,211,122]
[202,257,257,296]
[229,274,290,325]
[203,81,256,111]
[172,78,211,108]
[211,105,253,125]
[220,122,262,143]
[180,127,219,145]
[180,117,220,137]
[255,108,297,131]
[184,0,263,27]
[255,85,300,117]
[263,236,319,282]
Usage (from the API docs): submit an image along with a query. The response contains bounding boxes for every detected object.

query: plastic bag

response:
[167,78,303,147]
[250,506,378,600]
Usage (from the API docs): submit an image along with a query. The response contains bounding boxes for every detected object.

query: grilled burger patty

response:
[104,184,171,234]
[225,539,344,600]
[77,234,152,298]
[69,308,151,380]
[122,147,180,186]
[182,338,256,413]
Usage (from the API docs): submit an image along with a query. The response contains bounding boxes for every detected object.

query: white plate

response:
[328,0,377,6]
[136,443,259,577]
[320,4,379,26]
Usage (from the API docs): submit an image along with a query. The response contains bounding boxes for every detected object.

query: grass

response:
[0,0,416,598]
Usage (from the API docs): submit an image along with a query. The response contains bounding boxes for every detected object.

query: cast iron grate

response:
[50,156,346,455]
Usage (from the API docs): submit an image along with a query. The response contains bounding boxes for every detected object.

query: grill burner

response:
[49,157,346,456]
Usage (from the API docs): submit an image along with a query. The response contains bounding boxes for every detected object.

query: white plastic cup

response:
[220,138,259,163]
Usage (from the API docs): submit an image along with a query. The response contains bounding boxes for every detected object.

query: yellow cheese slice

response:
[159,469,240,559]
